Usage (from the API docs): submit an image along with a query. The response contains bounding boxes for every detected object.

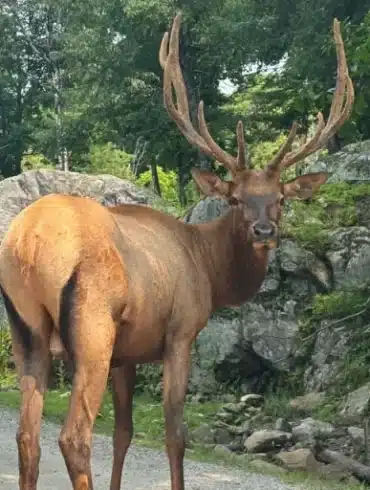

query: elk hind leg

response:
[163,340,192,490]
[1,287,52,490]
[109,363,136,490]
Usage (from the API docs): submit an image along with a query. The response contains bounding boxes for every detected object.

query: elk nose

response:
[252,222,276,240]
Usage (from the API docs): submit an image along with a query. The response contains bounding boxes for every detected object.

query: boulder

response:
[279,239,332,291]
[326,227,370,289]
[190,424,215,445]
[304,326,351,393]
[275,448,321,472]
[292,418,335,443]
[340,383,370,424]
[244,430,292,453]
[347,426,365,448]
[307,140,370,184]
[0,169,153,244]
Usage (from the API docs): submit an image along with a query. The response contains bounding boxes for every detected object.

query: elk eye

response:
[228,197,239,206]
[279,195,285,206]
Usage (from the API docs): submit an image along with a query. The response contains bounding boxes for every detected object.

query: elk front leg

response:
[163,341,192,490]
[109,363,136,490]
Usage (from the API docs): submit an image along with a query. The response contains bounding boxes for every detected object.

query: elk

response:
[0,11,353,490]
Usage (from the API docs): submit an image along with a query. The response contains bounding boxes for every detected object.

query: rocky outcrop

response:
[186,140,370,395]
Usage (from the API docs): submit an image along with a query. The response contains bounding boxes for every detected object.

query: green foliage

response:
[88,143,135,181]
[311,290,370,320]
[135,363,163,399]
[0,325,12,376]
[137,166,178,202]
[282,182,370,252]
[21,153,54,172]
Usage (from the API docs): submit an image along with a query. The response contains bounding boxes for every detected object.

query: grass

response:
[0,388,365,489]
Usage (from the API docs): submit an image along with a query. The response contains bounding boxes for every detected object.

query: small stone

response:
[275,418,292,432]
[247,406,262,415]
[347,426,365,447]
[213,444,233,457]
[222,394,238,403]
[213,428,234,445]
[244,430,292,453]
[216,411,235,423]
[240,394,264,407]
[275,448,321,472]
[228,437,244,452]
[228,419,252,436]
[223,402,246,414]
[191,424,214,444]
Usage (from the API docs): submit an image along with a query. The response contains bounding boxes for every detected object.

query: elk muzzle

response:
[250,221,278,249]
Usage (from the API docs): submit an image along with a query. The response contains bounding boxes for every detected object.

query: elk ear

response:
[282,172,330,200]
[191,168,232,198]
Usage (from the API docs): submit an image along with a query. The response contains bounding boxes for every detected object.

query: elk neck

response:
[191,206,270,311]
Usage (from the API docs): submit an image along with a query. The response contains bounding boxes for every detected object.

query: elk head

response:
[159,13,354,250]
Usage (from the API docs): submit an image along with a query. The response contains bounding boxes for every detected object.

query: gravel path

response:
[0,407,299,489]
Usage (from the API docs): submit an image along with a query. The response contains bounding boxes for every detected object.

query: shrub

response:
[88,142,135,181]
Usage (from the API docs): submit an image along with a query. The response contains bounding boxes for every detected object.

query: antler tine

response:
[270,18,354,172]
[267,122,298,171]
[159,31,169,69]
[197,102,243,172]
[161,12,246,175]
[162,14,216,159]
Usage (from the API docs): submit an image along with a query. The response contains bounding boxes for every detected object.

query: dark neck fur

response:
[191,207,269,311]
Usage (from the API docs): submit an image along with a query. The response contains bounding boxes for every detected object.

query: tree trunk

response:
[177,154,188,206]
[150,158,161,197]
[317,449,370,483]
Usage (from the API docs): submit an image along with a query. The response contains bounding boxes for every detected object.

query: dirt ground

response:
[0,407,298,489]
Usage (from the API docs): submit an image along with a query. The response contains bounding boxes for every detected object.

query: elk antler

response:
[267,18,354,173]
[160,12,248,175]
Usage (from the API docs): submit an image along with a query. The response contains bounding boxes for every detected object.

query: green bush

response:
[311,289,370,320]
[21,153,54,171]
[282,182,370,252]
[137,166,179,203]
[88,142,135,181]
[0,324,12,375]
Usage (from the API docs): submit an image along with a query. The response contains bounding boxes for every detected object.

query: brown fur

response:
[0,11,354,490]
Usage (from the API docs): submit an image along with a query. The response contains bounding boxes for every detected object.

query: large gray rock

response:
[304,326,351,392]
[0,169,153,243]
[244,429,292,453]
[340,383,370,424]
[308,140,370,184]
[326,227,370,289]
